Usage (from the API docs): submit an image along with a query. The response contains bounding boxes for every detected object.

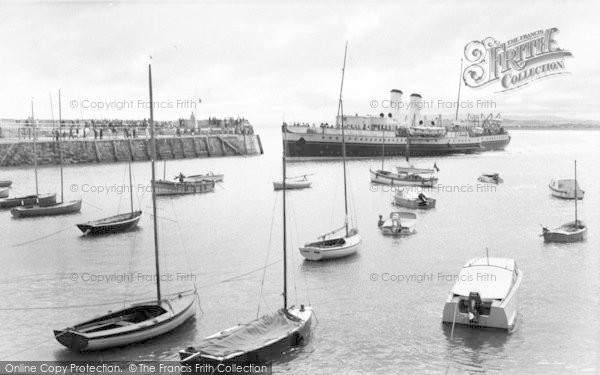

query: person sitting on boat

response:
[377,215,384,227]
[177,172,185,183]
[418,193,427,205]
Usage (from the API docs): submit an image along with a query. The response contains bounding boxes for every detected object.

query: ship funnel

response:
[407,93,423,126]
[390,89,403,122]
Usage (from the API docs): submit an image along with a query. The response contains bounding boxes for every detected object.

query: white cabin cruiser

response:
[548,179,584,200]
[442,257,522,331]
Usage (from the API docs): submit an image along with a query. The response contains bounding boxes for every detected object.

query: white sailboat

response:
[179,102,314,365]
[300,43,362,261]
[542,160,587,243]
[54,63,197,351]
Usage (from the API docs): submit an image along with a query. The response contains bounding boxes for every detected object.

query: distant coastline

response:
[503,117,600,130]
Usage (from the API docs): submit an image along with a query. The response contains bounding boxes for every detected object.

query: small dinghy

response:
[273,175,312,190]
[442,256,522,331]
[378,212,417,235]
[183,172,224,183]
[392,190,436,209]
[542,161,587,243]
[370,168,438,187]
[542,221,587,243]
[0,180,12,188]
[55,291,197,351]
[0,187,8,198]
[0,193,56,209]
[153,179,215,196]
[549,179,584,200]
[11,199,82,218]
[77,211,143,235]
[478,173,503,184]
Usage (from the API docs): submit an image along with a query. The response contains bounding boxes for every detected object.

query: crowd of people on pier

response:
[1,116,254,140]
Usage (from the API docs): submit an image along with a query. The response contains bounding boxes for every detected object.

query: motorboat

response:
[478,173,503,184]
[548,179,584,200]
[392,189,436,209]
[153,179,215,196]
[183,172,224,183]
[442,257,522,331]
[370,169,437,187]
[379,211,417,235]
[273,175,312,190]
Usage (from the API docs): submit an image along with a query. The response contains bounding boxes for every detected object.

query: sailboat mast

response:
[381,125,385,170]
[148,63,162,303]
[455,58,463,121]
[31,99,39,197]
[282,130,288,310]
[574,160,578,224]
[128,157,134,214]
[338,42,349,237]
[58,90,64,203]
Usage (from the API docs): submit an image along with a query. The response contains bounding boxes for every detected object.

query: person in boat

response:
[177,172,185,183]
[378,215,384,227]
[418,193,428,205]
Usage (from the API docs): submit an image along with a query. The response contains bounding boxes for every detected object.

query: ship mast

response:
[337,42,349,237]
[455,58,463,121]
[282,128,288,310]
[31,99,39,197]
[58,91,64,203]
[148,62,162,303]
[574,160,578,225]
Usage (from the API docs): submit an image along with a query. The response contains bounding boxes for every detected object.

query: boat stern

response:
[54,329,89,351]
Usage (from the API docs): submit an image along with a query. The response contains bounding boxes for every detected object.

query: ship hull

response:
[283,128,509,159]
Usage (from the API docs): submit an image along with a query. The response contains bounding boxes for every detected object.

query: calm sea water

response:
[0,129,598,374]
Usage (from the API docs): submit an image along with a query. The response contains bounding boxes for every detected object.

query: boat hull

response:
[0,193,56,209]
[543,222,587,243]
[11,199,82,218]
[153,180,215,196]
[179,306,313,365]
[549,184,585,200]
[300,232,361,261]
[370,169,437,187]
[0,180,12,188]
[442,258,522,331]
[392,196,436,210]
[273,181,312,190]
[54,292,197,351]
[77,211,143,235]
[283,127,509,159]
[0,187,8,198]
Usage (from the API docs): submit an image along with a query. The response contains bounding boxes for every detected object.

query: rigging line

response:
[0,290,196,312]
[82,200,104,211]
[169,196,199,292]
[0,261,284,312]
[289,193,311,305]
[116,163,128,214]
[9,225,73,247]
[257,192,278,318]
[287,193,299,306]
[123,223,140,308]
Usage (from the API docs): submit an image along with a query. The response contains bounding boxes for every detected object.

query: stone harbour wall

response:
[0,134,264,166]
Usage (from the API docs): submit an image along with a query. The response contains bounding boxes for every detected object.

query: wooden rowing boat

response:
[77,211,142,235]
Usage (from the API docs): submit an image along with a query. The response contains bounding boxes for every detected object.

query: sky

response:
[0,0,599,125]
